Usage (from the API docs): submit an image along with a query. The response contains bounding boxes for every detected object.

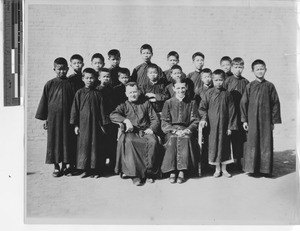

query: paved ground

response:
[26,137,299,225]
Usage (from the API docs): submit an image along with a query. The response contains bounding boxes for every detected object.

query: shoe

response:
[63,167,73,176]
[81,171,90,178]
[52,169,61,177]
[213,171,221,178]
[94,174,101,179]
[222,171,232,178]
[120,173,129,179]
[146,178,154,183]
[177,176,186,184]
[132,178,143,186]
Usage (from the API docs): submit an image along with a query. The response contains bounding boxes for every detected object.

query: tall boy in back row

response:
[108,49,125,87]
[223,57,249,169]
[240,59,281,177]
[68,54,85,92]
[164,51,186,83]
[131,44,165,88]
[187,52,205,94]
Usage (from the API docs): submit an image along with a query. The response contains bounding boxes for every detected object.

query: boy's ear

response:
[82,63,85,68]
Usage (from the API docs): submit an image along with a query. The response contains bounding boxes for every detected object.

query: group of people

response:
[35,44,282,186]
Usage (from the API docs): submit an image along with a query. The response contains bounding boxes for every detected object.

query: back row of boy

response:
[35,44,281,186]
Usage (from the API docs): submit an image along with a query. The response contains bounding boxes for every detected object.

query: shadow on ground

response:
[272,149,297,179]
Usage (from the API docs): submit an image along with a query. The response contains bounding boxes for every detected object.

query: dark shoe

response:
[177,176,186,184]
[63,167,73,176]
[52,169,61,177]
[120,173,129,179]
[81,171,90,178]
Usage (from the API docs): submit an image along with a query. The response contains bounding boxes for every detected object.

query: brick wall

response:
[26,2,297,142]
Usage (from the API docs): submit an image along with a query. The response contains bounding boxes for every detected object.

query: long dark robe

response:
[131,62,166,88]
[223,75,249,159]
[70,87,106,170]
[113,83,127,107]
[195,84,214,103]
[240,80,281,174]
[161,97,200,173]
[140,78,170,113]
[199,87,238,165]
[35,77,76,164]
[110,100,161,178]
[164,69,186,84]
[68,72,84,93]
[187,70,203,93]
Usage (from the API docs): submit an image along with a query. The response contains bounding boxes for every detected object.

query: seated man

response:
[110,82,161,186]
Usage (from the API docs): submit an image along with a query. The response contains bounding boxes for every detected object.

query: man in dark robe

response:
[110,82,161,186]
[35,57,76,177]
[70,68,106,178]
[240,59,281,176]
[161,80,200,184]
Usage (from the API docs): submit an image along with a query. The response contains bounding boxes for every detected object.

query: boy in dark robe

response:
[96,68,117,173]
[91,53,105,86]
[187,52,205,95]
[35,57,76,177]
[220,56,233,79]
[70,68,106,178]
[113,68,130,106]
[131,44,166,89]
[223,57,249,169]
[141,63,170,113]
[163,51,186,84]
[108,49,125,87]
[110,82,161,186]
[161,79,200,184]
[199,69,238,178]
[68,54,85,92]
[240,59,281,177]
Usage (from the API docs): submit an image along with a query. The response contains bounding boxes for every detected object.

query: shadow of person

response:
[272,149,297,179]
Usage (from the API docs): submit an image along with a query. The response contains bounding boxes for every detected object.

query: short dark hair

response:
[172,78,188,87]
[200,68,212,76]
[220,56,232,64]
[99,67,110,73]
[192,52,205,61]
[232,57,244,66]
[167,51,179,60]
[70,54,83,62]
[147,63,158,72]
[171,64,182,72]
[54,57,68,67]
[125,81,139,90]
[91,53,105,63]
[82,68,97,77]
[212,69,225,79]
[118,68,130,77]
[108,49,121,58]
[140,44,153,54]
[251,59,266,70]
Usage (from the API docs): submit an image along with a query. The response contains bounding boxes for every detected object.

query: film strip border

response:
[3,0,23,106]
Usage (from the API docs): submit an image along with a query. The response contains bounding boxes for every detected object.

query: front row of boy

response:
[36,58,281,185]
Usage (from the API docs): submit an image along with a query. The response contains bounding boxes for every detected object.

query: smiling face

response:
[54,64,68,78]
[82,72,96,88]
[173,82,187,98]
[252,64,267,80]
[193,56,204,71]
[125,85,140,102]
[108,55,121,68]
[141,49,153,62]
[212,74,224,89]
[147,67,158,82]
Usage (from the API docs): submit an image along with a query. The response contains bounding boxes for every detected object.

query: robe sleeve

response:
[35,82,50,120]
[147,102,160,133]
[187,101,200,132]
[270,84,282,124]
[161,101,177,134]
[240,84,250,123]
[70,91,80,125]
[198,92,209,122]
[227,93,238,131]
[110,103,127,124]
[131,68,138,82]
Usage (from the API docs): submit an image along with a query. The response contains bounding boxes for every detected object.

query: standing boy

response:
[199,69,238,178]
[220,56,233,78]
[164,51,186,83]
[240,59,281,177]
[91,53,105,86]
[68,54,85,92]
[223,57,249,169]
[35,57,76,177]
[131,44,165,89]
[107,49,124,87]
[70,68,106,178]
[113,68,131,106]
[187,52,205,95]
[110,82,161,186]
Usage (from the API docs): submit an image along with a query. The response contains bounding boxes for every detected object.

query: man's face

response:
[125,85,140,102]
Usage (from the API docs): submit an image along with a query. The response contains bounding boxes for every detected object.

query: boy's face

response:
[98,71,111,86]
[141,49,153,62]
[220,60,231,73]
[147,67,158,82]
[231,64,244,77]
[201,72,212,86]
[212,74,224,89]
[173,82,187,98]
[54,64,68,78]
[91,58,105,72]
[253,64,267,79]
[168,55,179,68]
[193,56,204,71]
[108,56,121,68]
[118,73,130,85]
[82,72,96,88]
[170,68,183,82]
[70,59,84,73]
[126,85,140,102]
